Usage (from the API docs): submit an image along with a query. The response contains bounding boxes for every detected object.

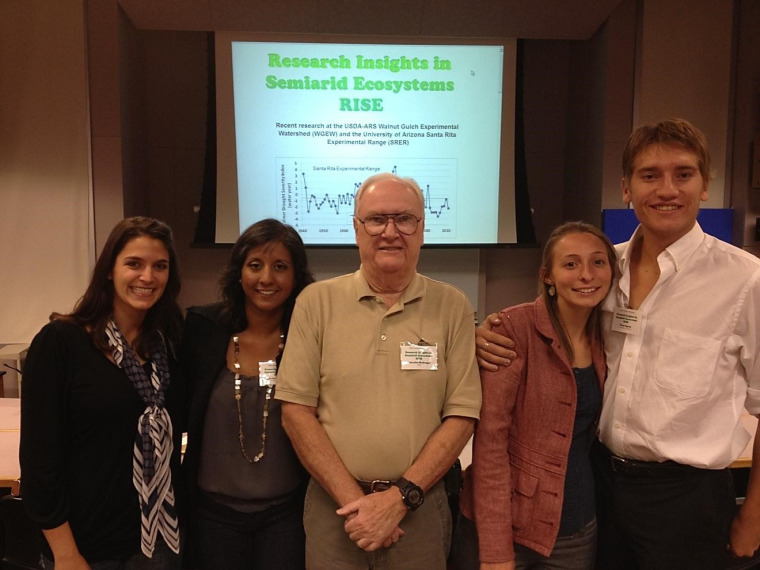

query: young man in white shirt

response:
[477,119,760,569]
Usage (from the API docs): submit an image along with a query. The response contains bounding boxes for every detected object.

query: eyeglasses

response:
[355,213,422,236]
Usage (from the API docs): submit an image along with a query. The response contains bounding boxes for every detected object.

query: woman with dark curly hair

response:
[180,219,314,569]
[21,217,185,569]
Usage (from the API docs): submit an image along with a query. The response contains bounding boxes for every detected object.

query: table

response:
[0,343,29,398]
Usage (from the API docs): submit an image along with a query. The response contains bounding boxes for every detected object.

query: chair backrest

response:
[0,494,42,570]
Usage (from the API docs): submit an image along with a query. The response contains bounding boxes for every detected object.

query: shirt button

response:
[619,388,626,394]
[381,334,387,341]
[615,423,621,429]
[626,352,633,358]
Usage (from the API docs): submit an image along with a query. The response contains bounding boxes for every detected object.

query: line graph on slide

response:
[277,158,457,243]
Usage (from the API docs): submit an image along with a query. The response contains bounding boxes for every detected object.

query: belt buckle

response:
[610,455,630,473]
[369,479,393,493]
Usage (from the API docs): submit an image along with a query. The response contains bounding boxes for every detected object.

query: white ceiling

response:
[117,0,625,40]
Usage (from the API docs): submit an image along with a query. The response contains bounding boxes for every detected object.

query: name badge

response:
[611,307,641,335]
[259,360,277,387]
[400,342,438,370]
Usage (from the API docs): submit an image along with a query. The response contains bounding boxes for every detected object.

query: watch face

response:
[407,487,423,505]
[396,478,424,510]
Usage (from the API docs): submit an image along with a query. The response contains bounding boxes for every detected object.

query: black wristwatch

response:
[394,477,424,510]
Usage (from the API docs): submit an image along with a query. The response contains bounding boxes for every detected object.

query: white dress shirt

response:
[599,223,760,469]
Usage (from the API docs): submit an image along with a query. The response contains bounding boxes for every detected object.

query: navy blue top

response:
[558,364,601,536]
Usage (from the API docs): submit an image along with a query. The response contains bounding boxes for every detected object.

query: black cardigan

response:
[179,303,306,507]
[20,320,186,562]
[180,303,236,506]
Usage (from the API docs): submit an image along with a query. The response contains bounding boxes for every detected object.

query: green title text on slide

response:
[265,53,456,111]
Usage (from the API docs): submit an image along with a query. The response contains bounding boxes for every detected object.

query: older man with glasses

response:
[276,172,482,570]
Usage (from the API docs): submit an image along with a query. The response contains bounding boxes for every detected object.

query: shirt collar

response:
[661,222,704,272]
[618,221,704,274]
[353,268,425,304]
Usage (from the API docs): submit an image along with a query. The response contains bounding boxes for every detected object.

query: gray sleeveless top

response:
[198,367,303,512]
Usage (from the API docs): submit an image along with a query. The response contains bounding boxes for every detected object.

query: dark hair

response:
[622,118,711,183]
[219,219,315,333]
[538,221,617,363]
[53,217,183,357]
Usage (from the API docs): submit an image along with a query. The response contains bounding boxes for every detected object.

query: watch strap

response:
[395,477,424,510]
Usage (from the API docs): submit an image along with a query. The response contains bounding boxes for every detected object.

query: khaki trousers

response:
[304,478,451,570]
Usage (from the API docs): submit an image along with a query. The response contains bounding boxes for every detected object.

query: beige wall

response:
[0,0,92,344]
[3,0,758,339]
[79,0,757,317]
[636,0,733,208]
[731,0,760,254]
[87,0,125,252]
[485,0,638,316]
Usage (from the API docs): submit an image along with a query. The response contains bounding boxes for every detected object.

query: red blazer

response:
[460,297,605,561]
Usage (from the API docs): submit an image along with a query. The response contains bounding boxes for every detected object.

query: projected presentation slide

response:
[226,40,512,245]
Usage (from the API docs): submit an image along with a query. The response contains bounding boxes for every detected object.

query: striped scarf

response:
[106,320,180,557]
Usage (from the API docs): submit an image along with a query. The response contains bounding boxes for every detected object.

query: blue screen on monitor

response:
[601,208,734,245]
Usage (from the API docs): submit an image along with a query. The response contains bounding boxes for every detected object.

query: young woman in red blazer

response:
[453,221,617,570]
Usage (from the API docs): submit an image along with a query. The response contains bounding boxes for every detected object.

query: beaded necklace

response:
[232,333,284,463]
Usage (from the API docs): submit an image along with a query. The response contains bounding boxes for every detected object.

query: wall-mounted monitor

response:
[214,33,517,246]
[602,208,734,245]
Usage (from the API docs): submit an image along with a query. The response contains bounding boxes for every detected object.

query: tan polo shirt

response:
[276,269,481,481]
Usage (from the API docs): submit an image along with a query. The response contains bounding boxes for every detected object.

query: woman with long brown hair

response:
[21,217,185,569]
[452,221,617,570]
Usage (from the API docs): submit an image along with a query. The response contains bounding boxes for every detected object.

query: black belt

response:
[598,442,696,478]
[356,479,397,494]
